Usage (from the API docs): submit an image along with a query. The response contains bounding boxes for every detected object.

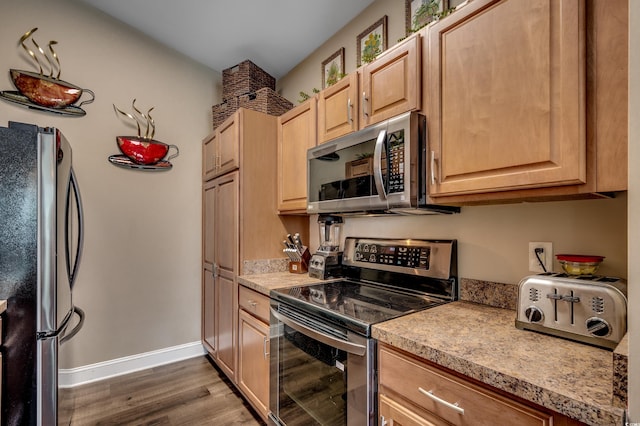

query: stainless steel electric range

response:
[269,237,457,426]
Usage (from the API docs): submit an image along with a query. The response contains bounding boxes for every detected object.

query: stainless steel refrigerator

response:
[0,122,85,425]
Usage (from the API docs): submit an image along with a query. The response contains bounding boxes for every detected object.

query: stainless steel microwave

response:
[307,111,460,215]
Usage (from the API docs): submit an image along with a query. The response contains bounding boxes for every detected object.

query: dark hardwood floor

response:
[65,356,265,425]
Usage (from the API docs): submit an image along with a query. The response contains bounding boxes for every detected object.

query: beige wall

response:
[1,0,219,368]
[278,0,406,103]
[627,0,639,420]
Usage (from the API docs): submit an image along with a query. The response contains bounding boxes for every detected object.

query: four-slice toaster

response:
[515,272,627,350]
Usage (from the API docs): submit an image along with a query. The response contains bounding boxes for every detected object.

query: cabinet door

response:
[202,266,216,355]
[215,172,239,275]
[428,0,585,197]
[203,132,217,181]
[203,181,216,267]
[216,273,236,380]
[318,73,359,143]
[213,172,239,380]
[361,33,421,128]
[217,112,241,177]
[379,394,447,426]
[277,99,317,213]
[238,309,270,421]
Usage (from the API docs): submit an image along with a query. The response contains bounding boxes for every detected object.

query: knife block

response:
[289,248,311,274]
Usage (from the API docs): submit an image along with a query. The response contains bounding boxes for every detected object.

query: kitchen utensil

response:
[309,215,343,279]
[556,254,604,275]
[516,272,626,350]
[116,136,179,165]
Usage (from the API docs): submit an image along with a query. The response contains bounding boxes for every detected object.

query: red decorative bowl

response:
[10,69,94,108]
[556,254,604,275]
[116,136,179,165]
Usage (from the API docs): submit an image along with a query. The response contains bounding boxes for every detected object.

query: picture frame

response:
[321,47,345,88]
[405,0,449,35]
[356,16,388,67]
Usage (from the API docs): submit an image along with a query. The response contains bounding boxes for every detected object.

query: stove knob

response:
[524,306,544,323]
[586,317,611,337]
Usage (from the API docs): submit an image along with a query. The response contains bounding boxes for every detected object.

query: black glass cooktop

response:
[270,280,446,336]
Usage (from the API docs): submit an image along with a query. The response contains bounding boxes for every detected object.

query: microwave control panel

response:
[387,130,405,193]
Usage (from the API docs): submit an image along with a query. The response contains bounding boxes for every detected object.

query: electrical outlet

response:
[529,242,553,273]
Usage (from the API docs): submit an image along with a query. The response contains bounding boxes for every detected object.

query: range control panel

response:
[354,242,429,269]
[342,237,455,280]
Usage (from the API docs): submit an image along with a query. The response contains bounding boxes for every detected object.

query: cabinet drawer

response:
[379,346,553,426]
[239,286,270,323]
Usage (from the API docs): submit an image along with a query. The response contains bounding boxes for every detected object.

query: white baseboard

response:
[59,341,206,388]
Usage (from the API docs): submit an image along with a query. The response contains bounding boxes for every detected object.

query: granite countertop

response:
[237,271,329,296]
[372,301,624,426]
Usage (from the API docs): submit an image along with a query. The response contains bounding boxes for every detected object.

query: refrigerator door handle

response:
[66,167,84,289]
[60,306,85,344]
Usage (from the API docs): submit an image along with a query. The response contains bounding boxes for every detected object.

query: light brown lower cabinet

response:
[378,344,584,426]
[237,285,271,422]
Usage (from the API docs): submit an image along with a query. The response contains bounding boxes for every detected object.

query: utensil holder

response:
[289,248,311,274]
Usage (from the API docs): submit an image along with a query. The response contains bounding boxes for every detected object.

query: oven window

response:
[277,325,347,425]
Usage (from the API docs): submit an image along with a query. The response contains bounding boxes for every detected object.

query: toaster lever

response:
[546,293,563,300]
[562,295,581,303]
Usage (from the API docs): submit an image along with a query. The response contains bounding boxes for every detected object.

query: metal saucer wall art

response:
[0,28,95,116]
[109,99,179,171]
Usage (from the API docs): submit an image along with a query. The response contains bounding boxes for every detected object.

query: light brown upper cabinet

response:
[317,73,359,144]
[317,33,421,144]
[426,0,627,202]
[277,98,318,214]
[360,33,421,129]
[202,113,241,181]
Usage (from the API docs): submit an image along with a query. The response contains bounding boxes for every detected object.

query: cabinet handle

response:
[248,300,257,310]
[362,91,369,117]
[430,150,437,185]
[418,387,465,415]
[263,337,269,359]
[347,98,353,123]
[380,415,388,426]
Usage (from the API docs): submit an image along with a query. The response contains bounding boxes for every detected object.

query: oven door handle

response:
[270,308,366,356]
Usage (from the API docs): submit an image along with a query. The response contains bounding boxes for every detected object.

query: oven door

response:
[269,302,376,426]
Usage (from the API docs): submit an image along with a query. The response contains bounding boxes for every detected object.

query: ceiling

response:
[75,0,375,80]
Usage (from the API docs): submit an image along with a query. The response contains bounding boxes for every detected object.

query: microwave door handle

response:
[373,129,387,200]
